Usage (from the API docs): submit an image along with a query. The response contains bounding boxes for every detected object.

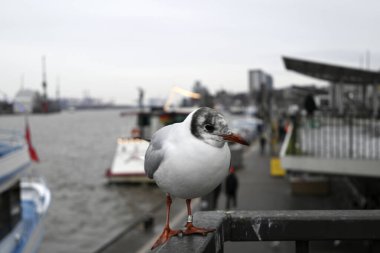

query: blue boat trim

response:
[0,145,22,157]
[12,200,42,253]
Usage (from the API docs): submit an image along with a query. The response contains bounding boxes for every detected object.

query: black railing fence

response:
[153,210,380,253]
[294,115,380,159]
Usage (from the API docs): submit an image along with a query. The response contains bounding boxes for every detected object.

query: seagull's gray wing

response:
[144,125,172,179]
[144,142,164,179]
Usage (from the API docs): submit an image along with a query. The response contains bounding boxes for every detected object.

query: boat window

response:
[138,114,151,127]
[0,181,21,241]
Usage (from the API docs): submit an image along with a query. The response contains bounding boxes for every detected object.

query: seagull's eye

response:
[204,124,215,132]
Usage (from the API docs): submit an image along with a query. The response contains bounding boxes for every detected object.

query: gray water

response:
[0,110,163,253]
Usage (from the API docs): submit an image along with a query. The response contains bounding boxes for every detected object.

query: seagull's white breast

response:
[153,123,230,199]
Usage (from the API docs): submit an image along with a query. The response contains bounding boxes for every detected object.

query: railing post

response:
[295,240,309,253]
[349,115,353,159]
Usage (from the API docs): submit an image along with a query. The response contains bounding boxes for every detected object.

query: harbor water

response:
[0,110,164,253]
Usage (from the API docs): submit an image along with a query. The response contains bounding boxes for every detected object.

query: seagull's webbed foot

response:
[151,227,181,250]
[182,222,215,236]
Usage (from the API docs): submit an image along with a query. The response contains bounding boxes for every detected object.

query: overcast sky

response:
[1,0,380,104]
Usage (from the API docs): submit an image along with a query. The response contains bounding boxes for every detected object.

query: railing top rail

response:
[153,210,380,253]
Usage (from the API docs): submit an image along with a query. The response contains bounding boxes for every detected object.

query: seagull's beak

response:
[220,132,249,146]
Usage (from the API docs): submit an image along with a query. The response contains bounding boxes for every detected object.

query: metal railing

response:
[292,115,380,159]
[153,210,380,253]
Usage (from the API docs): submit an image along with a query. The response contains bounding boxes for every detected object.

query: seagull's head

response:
[190,107,249,148]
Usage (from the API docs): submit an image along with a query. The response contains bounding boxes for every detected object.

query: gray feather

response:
[144,125,173,178]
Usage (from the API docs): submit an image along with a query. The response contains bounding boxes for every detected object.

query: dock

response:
[96,143,378,253]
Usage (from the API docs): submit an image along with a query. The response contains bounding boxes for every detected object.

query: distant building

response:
[59,96,113,110]
[148,97,166,109]
[13,89,42,113]
[248,69,273,118]
[0,91,12,114]
[214,90,250,114]
[283,56,380,116]
[0,101,13,114]
[191,81,214,107]
[249,69,273,95]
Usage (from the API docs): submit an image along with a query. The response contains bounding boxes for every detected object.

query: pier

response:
[96,143,377,252]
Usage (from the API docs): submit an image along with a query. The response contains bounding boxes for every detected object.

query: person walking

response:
[225,167,239,209]
[260,130,267,155]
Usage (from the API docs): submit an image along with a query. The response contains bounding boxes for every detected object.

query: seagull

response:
[144,107,248,249]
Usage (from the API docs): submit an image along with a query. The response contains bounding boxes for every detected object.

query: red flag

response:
[25,120,40,162]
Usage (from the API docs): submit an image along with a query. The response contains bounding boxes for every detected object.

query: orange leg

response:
[151,194,181,250]
[182,199,215,236]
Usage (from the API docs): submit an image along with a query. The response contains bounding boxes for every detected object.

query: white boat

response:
[0,129,50,253]
[106,137,152,183]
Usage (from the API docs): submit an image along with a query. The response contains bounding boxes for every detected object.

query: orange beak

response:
[220,133,249,146]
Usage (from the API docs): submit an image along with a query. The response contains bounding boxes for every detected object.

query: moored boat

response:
[0,129,50,253]
[106,137,152,183]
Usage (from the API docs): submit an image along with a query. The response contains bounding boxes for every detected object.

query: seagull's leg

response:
[182,199,215,236]
[151,194,181,250]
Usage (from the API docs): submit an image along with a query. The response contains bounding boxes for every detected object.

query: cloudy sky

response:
[1,0,380,104]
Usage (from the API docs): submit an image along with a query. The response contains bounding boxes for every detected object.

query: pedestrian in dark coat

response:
[304,94,317,117]
[225,167,238,209]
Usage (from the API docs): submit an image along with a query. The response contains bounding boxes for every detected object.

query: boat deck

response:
[0,143,22,157]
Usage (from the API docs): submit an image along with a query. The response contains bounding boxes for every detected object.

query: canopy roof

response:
[283,56,380,84]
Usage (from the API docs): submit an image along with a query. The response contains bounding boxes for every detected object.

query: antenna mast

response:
[41,55,49,112]
[42,56,47,100]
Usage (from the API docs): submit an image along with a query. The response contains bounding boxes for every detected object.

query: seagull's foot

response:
[151,227,181,250]
[182,222,215,236]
